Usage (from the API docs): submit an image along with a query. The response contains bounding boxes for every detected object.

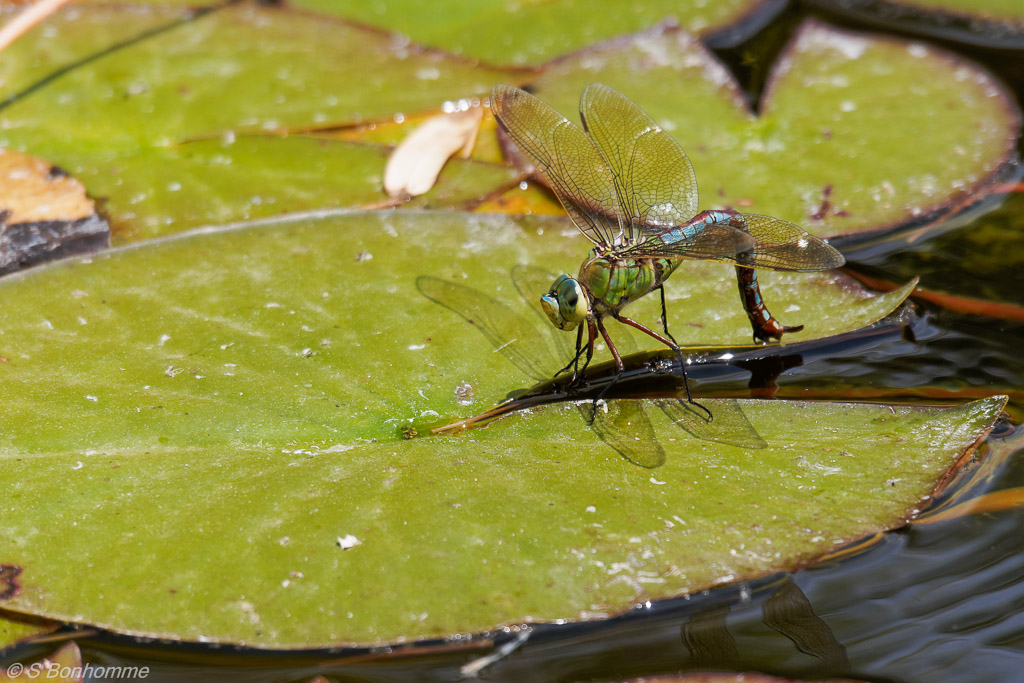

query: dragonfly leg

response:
[580,317,626,425]
[735,264,803,343]
[582,318,597,373]
[557,324,586,379]
[613,313,712,422]
[657,285,680,346]
[557,320,597,391]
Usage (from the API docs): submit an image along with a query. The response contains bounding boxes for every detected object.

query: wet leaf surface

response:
[0,8,1014,248]
[0,3,518,240]
[0,210,1001,647]
[288,0,774,65]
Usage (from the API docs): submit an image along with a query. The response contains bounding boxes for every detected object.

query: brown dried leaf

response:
[0,149,92,225]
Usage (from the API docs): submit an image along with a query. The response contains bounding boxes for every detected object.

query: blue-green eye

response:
[540,275,587,331]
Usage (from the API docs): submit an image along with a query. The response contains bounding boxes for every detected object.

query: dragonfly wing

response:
[734,214,846,271]
[656,398,766,450]
[491,84,623,247]
[579,83,699,240]
[583,400,666,469]
[622,219,756,261]
[416,275,559,383]
[623,214,844,272]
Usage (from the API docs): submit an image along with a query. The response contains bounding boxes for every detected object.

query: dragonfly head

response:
[541,274,588,331]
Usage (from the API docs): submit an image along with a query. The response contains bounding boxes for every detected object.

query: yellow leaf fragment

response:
[0,149,93,224]
[383,107,484,198]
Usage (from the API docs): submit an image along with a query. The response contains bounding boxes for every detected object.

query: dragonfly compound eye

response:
[541,275,587,330]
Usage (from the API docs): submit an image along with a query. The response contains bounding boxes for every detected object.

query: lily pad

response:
[0,611,57,651]
[0,211,907,433]
[72,135,517,242]
[0,3,518,240]
[0,210,998,649]
[288,0,777,65]
[524,20,1020,238]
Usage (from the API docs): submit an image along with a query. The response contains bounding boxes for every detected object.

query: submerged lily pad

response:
[0,611,57,651]
[809,0,1024,48]
[0,210,996,649]
[525,20,1019,238]
[0,3,517,240]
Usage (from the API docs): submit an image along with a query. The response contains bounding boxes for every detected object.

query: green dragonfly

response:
[418,268,765,468]
[490,83,845,414]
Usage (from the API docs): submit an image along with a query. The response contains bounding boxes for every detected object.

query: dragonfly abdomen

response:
[672,209,804,343]
[735,257,802,342]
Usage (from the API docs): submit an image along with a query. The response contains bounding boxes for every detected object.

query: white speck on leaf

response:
[337,534,361,550]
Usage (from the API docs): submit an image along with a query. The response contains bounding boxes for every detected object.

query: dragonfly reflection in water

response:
[417,268,765,469]
[490,84,845,417]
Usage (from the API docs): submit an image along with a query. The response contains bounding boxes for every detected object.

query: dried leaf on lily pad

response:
[0,149,91,224]
[522,20,1020,239]
[0,149,108,275]
[384,106,484,198]
[0,210,1000,648]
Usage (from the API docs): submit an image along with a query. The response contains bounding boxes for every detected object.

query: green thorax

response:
[578,249,680,313]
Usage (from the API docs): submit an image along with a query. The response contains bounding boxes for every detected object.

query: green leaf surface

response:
[0,3,517,240]
[0,210,907,440]
[288,0,769,66]
[64,135,517,242]
[527,20,1020,238]
[0,210,992,649]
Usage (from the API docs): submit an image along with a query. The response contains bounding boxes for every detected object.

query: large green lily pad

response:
[0,396,1002,648]
[0,211,907,440]
[526,20,1019,238]
[289,0,772,65]
[0,210,1000,649]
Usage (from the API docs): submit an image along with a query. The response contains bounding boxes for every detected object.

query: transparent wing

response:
[416,275,558,383]
[734,214,846,271]
[579,83,699,241]
[623,214,845,271]
[622,219,757,262]
[491,84,622,247]
[585,400,665,469]
[656,398,766,450]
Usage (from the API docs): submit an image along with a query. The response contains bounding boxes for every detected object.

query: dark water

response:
[4,1,1024,681]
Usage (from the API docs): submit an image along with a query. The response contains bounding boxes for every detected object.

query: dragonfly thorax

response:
[541,274,589,331]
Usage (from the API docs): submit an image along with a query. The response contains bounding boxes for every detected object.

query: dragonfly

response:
[417,267,765,468]
[490,83,845,415]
